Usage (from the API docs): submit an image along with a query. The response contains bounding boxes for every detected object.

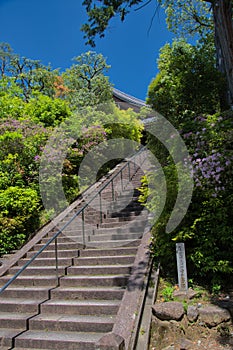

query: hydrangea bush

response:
[142,111,233,287]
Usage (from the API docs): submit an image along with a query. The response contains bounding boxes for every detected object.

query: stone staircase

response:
[0,154,151,349]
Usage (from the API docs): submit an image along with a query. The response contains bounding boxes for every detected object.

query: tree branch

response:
[135,0,152,11]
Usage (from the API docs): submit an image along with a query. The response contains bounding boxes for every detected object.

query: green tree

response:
[0,186,40,255]
[0,42,13,77]
[162,0,233,106]
[24,94,71,127]
[9,55,58,100]
[0,43,59,101]
[81,0,233,105]
[62,51,113,108]
[0,93,26,120]
[147,39,226,125]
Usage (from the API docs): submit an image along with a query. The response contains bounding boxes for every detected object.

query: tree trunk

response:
[211,0,233,105]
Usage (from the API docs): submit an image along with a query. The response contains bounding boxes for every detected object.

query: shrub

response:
[141,111,233,287]
[0,186,40,255]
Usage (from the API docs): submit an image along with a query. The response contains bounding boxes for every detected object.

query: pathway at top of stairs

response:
[0,154,151,350]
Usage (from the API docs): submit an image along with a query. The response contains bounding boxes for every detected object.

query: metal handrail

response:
[0,146,146,294]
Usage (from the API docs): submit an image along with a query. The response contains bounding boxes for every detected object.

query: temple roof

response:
[112,88,146,112]
[113,88,156,125]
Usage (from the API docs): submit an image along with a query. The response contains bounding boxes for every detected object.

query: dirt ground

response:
[149,280,233,350]
[149,313,233,350]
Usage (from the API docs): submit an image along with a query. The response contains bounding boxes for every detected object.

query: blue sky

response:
[0,0,175,100]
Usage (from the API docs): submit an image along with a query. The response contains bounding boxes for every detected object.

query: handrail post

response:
[99,192,103,224]
[120,169,123,192]
[111,179,115,202]
[55,237,59,287]
[82,210,86,247]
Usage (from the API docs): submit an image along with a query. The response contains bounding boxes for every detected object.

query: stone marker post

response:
[176,243,188,291]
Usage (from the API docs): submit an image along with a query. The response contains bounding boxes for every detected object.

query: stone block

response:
[95,332,125,350]
[198,305,231,327]
[152,302,184,321]
[187,305,199,322]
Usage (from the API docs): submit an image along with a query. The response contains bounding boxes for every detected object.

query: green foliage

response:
[62,51,112,108]
[0,186,40,255]
[0,119,49,185]
[24,94,71,127]
[162,285,174,301]
[147,39,227,125]
[0,76,24,98]
[8,54,58,100]
[44,104,143,206]
[0,43,145,256]
[81,1,214,46]
[81,0,142,46]
[0,93,26,119]
[105,104,143,142]
[162,0,213,38]
[142,111,233,287]
[81,1,233,104]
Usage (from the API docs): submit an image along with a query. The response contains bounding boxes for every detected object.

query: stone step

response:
[0,312,33,329]
[110,202,144,211]
[98,220,130,228]
[108,209,144,218]
[0,328,24,348]
[93,223,146,235]
[62,221,145,237]
[100,214,147,223]
[8,266,66,276]
[67,264,132,276]
[29,314,115,332]
[88,232,142,242]
[17,257,73,267]
[26,249,80,259]
[85,238,141,249]
[60,275,129,288]
[0,275,59,287]
[117,192,141,200]
[58,207,147,228]
[99,218,141,228]
[79,246,138,257]
[40,299,120,315]
[0,298,43,313]
[55,232,90,240]
[14,348,47,350]
[43,226,144,244]
[32,242,81,251]
[40,236,82,244]
[110,210,144,218]
[50,286,124,300]
[0,287,50,299]
[73,254,135,266]
[0,152,149,349]
[54,223,91,233]
[15,330,105,350]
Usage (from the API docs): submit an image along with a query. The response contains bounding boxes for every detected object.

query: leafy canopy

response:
[147,39,227,125]
[62,51,113,108]
[81,0,215,46]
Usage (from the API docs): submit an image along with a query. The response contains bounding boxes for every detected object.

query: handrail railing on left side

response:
[0,146,146,295]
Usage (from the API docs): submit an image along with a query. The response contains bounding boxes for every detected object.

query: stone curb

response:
[134,264,160,350]
[96,227,152,349]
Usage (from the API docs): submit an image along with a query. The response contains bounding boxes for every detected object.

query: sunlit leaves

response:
[162,0,213,38]
[62,51,112,108]
[147,39,226,124]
